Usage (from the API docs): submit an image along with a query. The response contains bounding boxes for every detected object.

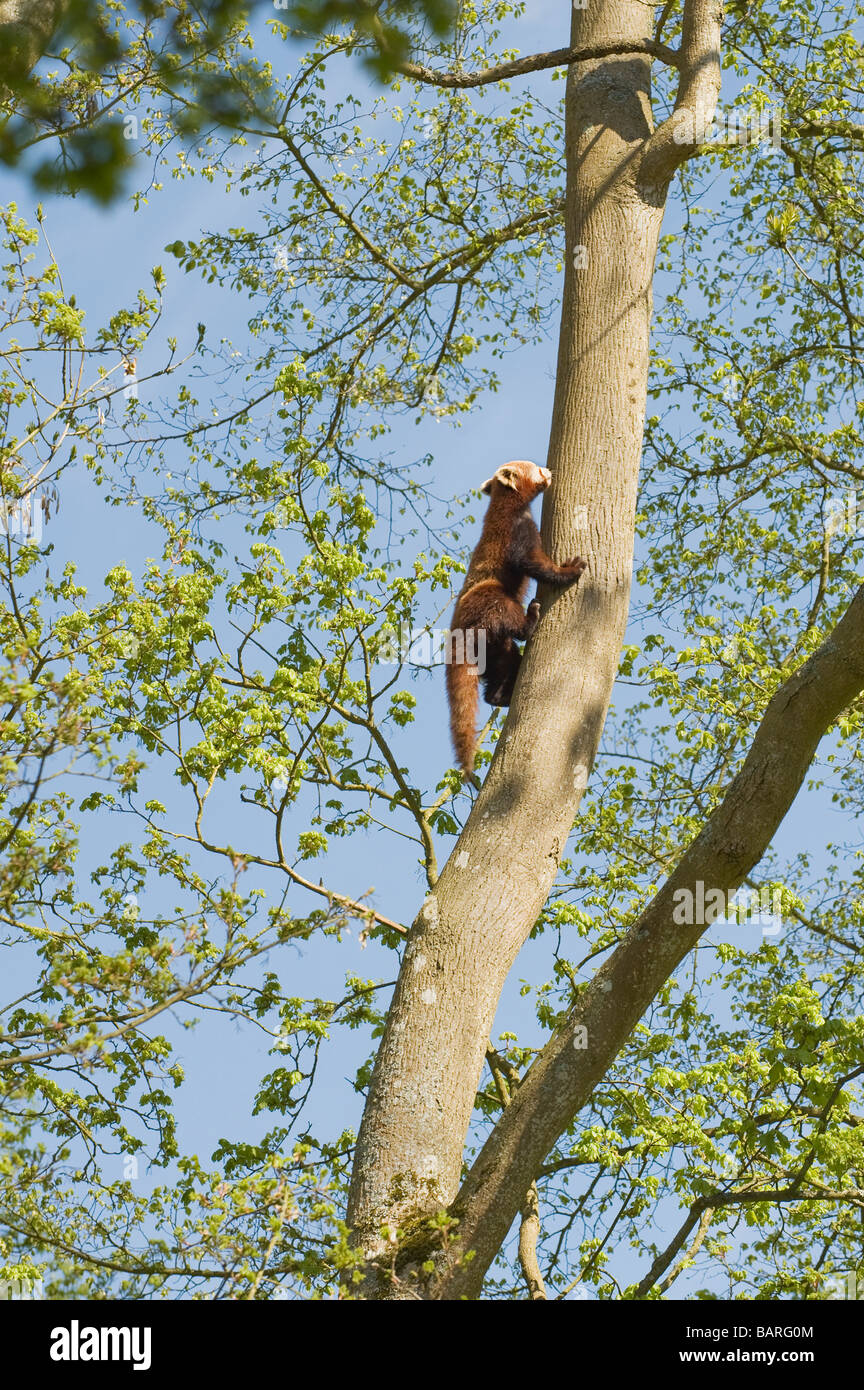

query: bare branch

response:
[630,1199,714,1299]
[790,120,864,146]
[631,1166,864,1300]
[483,1047,547,1300]
[518,1183,548,1300]
[657,1206,713,1295]
[281,133,422,290]
[372,38,680,91]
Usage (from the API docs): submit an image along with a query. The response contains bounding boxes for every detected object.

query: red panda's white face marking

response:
[481,460,551,497]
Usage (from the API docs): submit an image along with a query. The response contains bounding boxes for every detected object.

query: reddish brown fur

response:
[446,460,587,778]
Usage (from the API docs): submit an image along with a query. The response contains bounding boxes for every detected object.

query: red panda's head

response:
[480,459,551,502]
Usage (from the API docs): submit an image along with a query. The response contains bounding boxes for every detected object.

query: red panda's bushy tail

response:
[445,639,479,778]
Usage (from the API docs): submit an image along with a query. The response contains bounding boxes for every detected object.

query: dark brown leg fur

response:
[480,601,542,707]
[482,638,521,706]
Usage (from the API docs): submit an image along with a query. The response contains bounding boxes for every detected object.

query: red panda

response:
[445,460,587,779]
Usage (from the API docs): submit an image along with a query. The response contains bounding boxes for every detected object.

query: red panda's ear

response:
[497,466,520,490]
[484,465,519,494]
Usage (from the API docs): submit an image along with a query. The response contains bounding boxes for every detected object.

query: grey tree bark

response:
[345,0,864,1301]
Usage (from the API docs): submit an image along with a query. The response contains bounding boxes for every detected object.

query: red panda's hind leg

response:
[477,594,541,707]
[481,637,522,707]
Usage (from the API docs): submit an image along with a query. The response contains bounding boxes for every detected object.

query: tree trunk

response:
[428,578,864,1297]
[0,0,65,88]
[347,0,695,1287]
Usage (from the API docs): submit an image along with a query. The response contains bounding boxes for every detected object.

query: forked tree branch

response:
[630,1198,715,1299]
[428,580,864,1298]
[641,0,724,185]
[630,1160,864,1299]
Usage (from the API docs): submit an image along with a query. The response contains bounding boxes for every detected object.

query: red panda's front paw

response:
[526,599,541,635]
[565,557,588,579]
